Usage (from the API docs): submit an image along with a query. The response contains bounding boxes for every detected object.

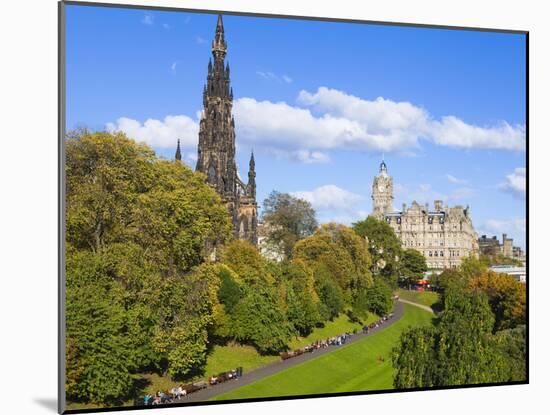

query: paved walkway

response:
[397,298,435,314]
[172,300,406,404]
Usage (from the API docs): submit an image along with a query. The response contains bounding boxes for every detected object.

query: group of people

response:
[208,368,241,385]
[138,368,243,406]
[142,389,182,406]
[362,313,394,334]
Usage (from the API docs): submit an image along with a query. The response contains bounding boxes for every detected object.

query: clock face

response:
[378,184,385,193]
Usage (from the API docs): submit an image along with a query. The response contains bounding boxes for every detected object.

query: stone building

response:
[478,233,526,263]
[478,234,501,256]
[371,161,479,269]
[177,15,258,245]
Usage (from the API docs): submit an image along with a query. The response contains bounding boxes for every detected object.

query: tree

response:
[230,287,293,354]
[354,277,394,316]
[393,289,511,389]
[492,325,527,381]
[468,271,526,331]
[65,131,234,403]
[220,239,274,286]
[281,260,321,335]
[458,255,488,280]
[401,249,428,287]
[65,251,135,404]
[352,216,403,286]
[151,263,221,379]
[261,191,318,259]
[293,224,373,301]
[66,130,233,275]
[312,264,346,320]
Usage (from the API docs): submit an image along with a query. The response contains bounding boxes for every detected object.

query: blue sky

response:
[65,5,527,249]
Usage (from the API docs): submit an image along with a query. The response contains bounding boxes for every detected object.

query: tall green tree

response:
[65,131,234,403]
[393,289,511,389]
[261,191,318,259]
[354,277,394,316]
[400,248,428,287]
[66,131,233,274]
[281,260,321,335]
[293,223,373,301]
[352,216,403,286]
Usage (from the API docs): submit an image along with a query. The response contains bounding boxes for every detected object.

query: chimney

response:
[434,200,443,211]
[402,203,406,213]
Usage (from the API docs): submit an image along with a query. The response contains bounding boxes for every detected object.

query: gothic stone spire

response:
[194,15,257,245]
[175,139,182,161]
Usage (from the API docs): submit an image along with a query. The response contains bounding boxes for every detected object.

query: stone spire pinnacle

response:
[212,14,227,56]
[247,150,256,199]
[175,139,182,161]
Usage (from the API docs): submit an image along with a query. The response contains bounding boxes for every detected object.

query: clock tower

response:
[372,160,394,219]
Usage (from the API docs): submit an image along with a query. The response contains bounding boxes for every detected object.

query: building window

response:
[440,251,444,257]
[429,251,432,257]
[434,251,438,257]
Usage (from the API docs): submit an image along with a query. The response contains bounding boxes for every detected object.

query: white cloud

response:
[282,75,293,84]
[298,87,525,152]
[170,62,177,74]
[106,115,199,150]
[162,23,171,30]
[141,14,154,25]
[105,86,525,165]
[499,167,526,199]
[256,71,293,84]
[430,117,525,151]
[291,185,364,211]
[478,217,526,249]
[195,36,207,45]
[446,174,467,184]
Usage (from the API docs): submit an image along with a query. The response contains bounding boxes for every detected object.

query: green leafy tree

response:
[313,264,346,320]
[401,248,428,287]
[261,191,318,259]
[152,263,221,379]
[458,255,488,280]
[469,271,526,331]
[65,251,135,404]
[393,289,511,389]
[293,224,373,301]
[65,131,234,403]
[354,277,394,316]
[66,131,232,275]
[282,260,321,335]
[220,239,274,286]
[492,325,527,381]
[230,287,293,354]
[352,216,403,286]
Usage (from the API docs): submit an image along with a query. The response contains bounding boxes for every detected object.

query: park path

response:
[397,298,435,314]
[172,300,405,404]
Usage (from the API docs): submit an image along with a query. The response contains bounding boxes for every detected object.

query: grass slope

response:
[397,288,440,308]
[289,312,378,349]
[213,304,434,400]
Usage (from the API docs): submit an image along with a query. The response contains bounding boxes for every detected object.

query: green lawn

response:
[288,312,378,349]
[213,304,434,400]
[397,288,440,308]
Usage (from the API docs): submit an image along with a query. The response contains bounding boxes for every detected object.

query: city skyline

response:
[65,6,527,249]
